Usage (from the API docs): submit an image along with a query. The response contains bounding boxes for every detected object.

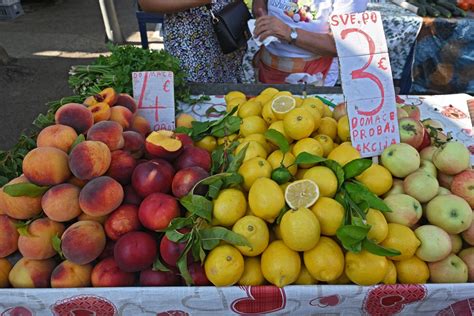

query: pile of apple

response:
[0,88,214,288]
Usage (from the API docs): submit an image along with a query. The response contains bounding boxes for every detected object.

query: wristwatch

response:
[289,27,298,44]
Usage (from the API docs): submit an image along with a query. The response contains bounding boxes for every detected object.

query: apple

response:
[403,171,439,203]
[383,194,422,227]
[138,192,180,231]
[429,254,468,283]
[397,107,409,119]
[171,166,209,198]
[382,178,405,198]
[420,145,438,162]
[398,118,425,149]
[449,234,463,254]
[188,262,211,285]
[451,169,474,208]
[461,215,474,246]
[174,146,211,172]
[425,194,473,234]
[437,186,452,196]
[459,248,474,281]
[381,143,420,178]
[175,133,194,148]
[139,268,181,286]
[145,130,183,160]
[432,141,470,175]
[438,171,454,189]
[332,102,347,121]
[418,128,431,151]
[415,225,452,262]
[402,105,421,120]
[131,159,175,197]
[418,160,437,178]
[114,231,157,272]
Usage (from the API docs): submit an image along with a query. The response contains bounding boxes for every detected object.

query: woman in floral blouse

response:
[138,0,246,83]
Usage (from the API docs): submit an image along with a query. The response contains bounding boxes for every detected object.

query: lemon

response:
[283,108,315,140]
[345,250,388,286]
[271,167,292,185]
[337,115,351,142]
[295,168,308,180]
[355,164,393,196]
[249,178,285,223]
[314,134,334,157]
[261,87,279,97]
[304,236,344,282]
[204,244,245,286]
[383,260,397,284]
[380,223,421,261]
[195,135,217,153]
[366,208,389,243]
[268,120,293,143]
[317,117,338,140]
[225,91,246,103]
[232,215,269,256]
[254,93,273,105]
[267,150,297,176]
[311,197,345,236]
[292,138,324,168]
[280,207,320,251]
[271,95,296,120]
[217,133,238,146]
[213,189,247,226]
[261,101,277,125]
[395,256,429,284]
[301,97,325,116]
[327,143,361,166]
[240,116,267,137]
[244,134,271,154]
[239,157,272,191]
[295,265,317,285]
[303,166,338,198]
[235,141,267,162]
[284,179,320,209]
[238,257,266,286]
[322,104,333,118]
[272,91,292,98]
[261,240,300,287]
[294,96,303,107]
[238,100,263,118]
[300,104,322,131]
[227,97,246,113]
[327,271,352,284]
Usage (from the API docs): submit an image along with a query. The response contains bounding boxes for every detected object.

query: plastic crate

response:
[0,2,23,20]
[0,0,19,6]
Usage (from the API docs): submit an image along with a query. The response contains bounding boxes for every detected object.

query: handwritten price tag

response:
[330,11,399,157]
[132,71,176,131]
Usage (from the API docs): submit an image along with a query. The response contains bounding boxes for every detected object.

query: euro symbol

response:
[378,57,387,70]
[163,80,170,92]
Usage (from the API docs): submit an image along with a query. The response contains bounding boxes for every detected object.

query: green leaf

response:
[264,130,290,153]
[211,116,242,138]
[344,182,391,212]
[201,237,220,251]
[152,256,171,272]
[343,159,372,179]
[227,143,249,173]
[3,183,50,197]
[191,173,232,194]
[275,206,290,225]
[164,217,194,232]
[180,194,213,222]
[362,238,401,257]
[69,134,85,152]
[294,152,326,165]
[16,224,30,237]
[222,173,243,188]
[176,240,194,285]
[211,145,225,174]
[207,179,223,200]
[174,126,192,135]
[51,234,64,259]
[200,227,251,248]
[345,241,363,253]
[315,95,337,108]
[322,160,345,189]
[336,225,370,244]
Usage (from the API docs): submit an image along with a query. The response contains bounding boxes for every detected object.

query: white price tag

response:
[132,71,176,131]
[330,11,399,157]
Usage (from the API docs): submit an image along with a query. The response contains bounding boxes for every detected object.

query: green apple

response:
[420,145,438,162]
[381,143,420,178]
[432,141,470,175]
[403,171,439,203]
[383,194,422,227]
[419,160,437,178]
[449,234,463,254]
[426,195,472,234]
[382,178,405,198]
[428,254,468,283]
[459,248,474,282]
[415,225,451,262]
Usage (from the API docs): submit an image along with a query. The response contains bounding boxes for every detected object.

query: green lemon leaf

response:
[3,183,50,197]
[275,206,290,225]
[210,145,225,174]
[164,217,194,232]
[152,256,171,272]
[176,240,194,285]
[211,116,242,138]
[322,159,345,189]
[315,95,336,108]
[166,229,190,243]
[345,241,363,253]
[362,238,401,257]
[180,194,213,222]
[294,152,326,165]
[222,173,243,188]
[264,129,290,153]
[191,173,232,194]
[175,126,192,135]
[69,134,85,152]
[344,181,391,212]
[343,159,372,180]
[336,225,370,246]
[207,179,223,200]
[200,227,251,248]
[51,234,64,259]
[227,143,249,173]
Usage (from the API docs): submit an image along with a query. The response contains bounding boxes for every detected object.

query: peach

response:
[0,258,12,288]
[87,121,124,151]
[160,231,189,267]
[114,231,157,272]
[91,257,135,287]
[139,268,180,286]
[98,240,116,261]
[123,184,142,205]
[68,176,88,188]
[130,115,151,138]
[176,113,195,128]
[50,260,92,288]
[145,130,183,160]
[175,133,194,148]
[104,204,141,240]
[451,169,474,208]
[42,183,82,222]
[77,212,108,224]
[138,192,179,231]
[61,220,106,265]
[106,150,137,185]
[83,95,99,107]
[36,124,78,152]
[98,87,118,106]
[88,102,111,122]
[18,218,65,260]
[132,159,175,197]
[188,261,210,285]
[123,130,145,159]
[174,146,211,172]
[1,175,43,220]
[110,106,133,129]
[171,166,209,198]
[69,140,111,180]
[55,103,94,134]
[8,258,56,288]
[0,215,19,258]
[23,147,71,186]
[79,176,124,217]
[116,93,137,113]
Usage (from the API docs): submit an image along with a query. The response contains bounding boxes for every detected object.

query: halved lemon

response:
[271,95,296,120]
[285,179,320,209]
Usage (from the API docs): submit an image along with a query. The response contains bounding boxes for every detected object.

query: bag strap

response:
[205,3,219,24]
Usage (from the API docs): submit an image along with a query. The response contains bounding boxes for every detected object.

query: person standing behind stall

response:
[138,0,246,83]
[252,0,368,84]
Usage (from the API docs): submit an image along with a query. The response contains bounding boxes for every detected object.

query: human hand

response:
[254,15,291,42]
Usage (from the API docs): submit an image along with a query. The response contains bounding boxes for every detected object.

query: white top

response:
[265,0,369,58]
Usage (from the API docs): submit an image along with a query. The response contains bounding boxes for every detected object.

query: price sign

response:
[330,11,399,157]
[132,71,175,131]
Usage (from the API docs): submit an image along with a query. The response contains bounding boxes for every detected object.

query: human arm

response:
[252,0,267,17]
[138,0,212,14]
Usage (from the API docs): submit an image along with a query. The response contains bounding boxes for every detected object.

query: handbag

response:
[206,1,252,54]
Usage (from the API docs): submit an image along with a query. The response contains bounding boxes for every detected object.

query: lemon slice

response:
[271,95,296,120]
[285,179,320,209]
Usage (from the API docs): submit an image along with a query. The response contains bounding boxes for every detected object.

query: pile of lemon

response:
[199,88,422,288]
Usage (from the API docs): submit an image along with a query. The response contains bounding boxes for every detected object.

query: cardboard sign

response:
[330,11,399,157]
[132,71,175,131]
